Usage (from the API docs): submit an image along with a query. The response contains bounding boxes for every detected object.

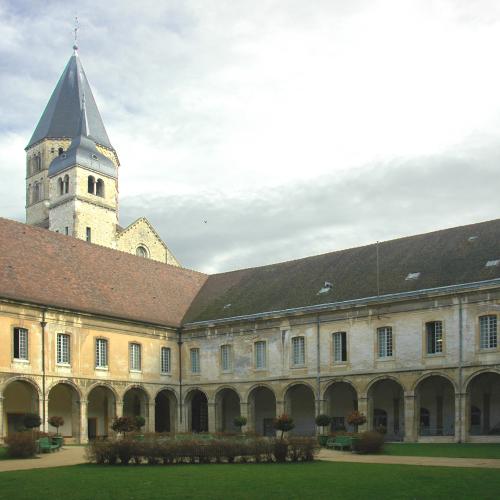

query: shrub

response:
[23,413,42,430]
[273,414,295,439]
[353,431,384,454]
[111,416,137,435]
[287,437,319,462]
[346,410,367,427]
[233,416,247,431]
[48,416,64,435]
[5,432,37,458]
[375,424,387,435]
[134,415,146,431]
[315,414,331,428]
[273,440,288,463]
[116,439,135,465]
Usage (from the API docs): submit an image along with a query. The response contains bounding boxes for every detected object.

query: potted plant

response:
[134,416,146,440]
[48,415,64,436]
[273,414,295,462]
[347,410,367,429]
[111,416,137,438]
[315,414,331,446]
[233,416,247,433]
[23,413,42,433]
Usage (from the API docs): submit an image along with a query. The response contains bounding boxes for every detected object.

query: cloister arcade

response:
[1,370,499,443]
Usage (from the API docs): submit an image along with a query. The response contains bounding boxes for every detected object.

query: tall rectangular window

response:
[221,345,232,371]
[480,315,498,349]
[426,321,443,354]
[86,227,91,242]
[191,348,200,373]
[255,341,267,369]
[57,333,70,364]
[291,336,305,366]
[333,332,347,362]
[129,343,141,371]
[161,347,171,374]
[13,327,28,360]
[377,327,393,358]
[95,338,108,368]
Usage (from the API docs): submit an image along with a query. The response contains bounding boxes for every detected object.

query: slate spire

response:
[27,51,113,150]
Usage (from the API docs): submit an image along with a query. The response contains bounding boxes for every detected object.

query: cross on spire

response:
[73,16,79,52]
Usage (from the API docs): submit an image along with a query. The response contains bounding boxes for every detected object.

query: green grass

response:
[383,443,500,459]
[0,462,500,500]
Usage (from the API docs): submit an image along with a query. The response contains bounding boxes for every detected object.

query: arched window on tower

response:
[33,182,40,203]
[58,178,64,196]
[34,153,41,173]
[88,175,95,194]
[27,184,31,204]
[64,175,69,194]
[96,178,105,197]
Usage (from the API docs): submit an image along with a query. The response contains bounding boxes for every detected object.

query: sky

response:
[2,0,500,273]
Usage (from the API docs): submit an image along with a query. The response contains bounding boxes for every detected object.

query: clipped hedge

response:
[86,437,318,465]
[4,432,37,458]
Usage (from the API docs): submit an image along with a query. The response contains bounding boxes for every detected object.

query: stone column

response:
[404,394,416,442]
[115,399,123,419]
[276,400,285,417]
[208,403,216,433]
[455,392,467,443]
[315,399,326,434]
[148,403,156,433]
[240,402,250,432]
[357,396,368,432]
[79,400,88,444]
[0,396,4,442]
[40,398,49,433]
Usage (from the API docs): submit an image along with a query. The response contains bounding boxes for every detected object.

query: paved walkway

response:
[0,446,87,472]
[317,448,500,469]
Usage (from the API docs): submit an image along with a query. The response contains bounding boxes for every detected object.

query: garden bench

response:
[326,436,358,451]
[51,436,64,449]
[38,437,58,453]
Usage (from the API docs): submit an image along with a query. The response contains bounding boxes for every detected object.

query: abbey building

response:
[1,48,499,444]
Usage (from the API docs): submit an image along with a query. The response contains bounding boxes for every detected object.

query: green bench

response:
[326,436,358,451]
[38,436,59,453]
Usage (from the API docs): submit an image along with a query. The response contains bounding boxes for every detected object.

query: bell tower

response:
[25,43,120,247]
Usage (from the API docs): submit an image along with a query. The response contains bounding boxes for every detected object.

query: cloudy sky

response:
[2,0,500,273]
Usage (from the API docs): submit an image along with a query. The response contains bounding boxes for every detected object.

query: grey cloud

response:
[120,144,500,273]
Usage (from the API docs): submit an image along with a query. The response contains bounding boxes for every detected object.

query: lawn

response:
[1,462,500,500]
[383,443,500,459]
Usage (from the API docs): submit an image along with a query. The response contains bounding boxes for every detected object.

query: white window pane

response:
[255,341,266,369]
[161,347,170,373]
[191,349,200,373]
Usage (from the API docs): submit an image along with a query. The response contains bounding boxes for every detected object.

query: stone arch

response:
[466,371,500,436]
[282,380,316,402]
[155,388,177,434]
[243,382,277,403]
[247,385,277,437]
[47,379,83,400]
[322,378,358,400]
[323,380,358,432]
[123,385,150,428]
[2,377,41,437]
[87,383,117,439]
[85,382,119,402]
[364,374,408,396]
[284,382,316,436]
[1,375,41,397]
[414,375,455,437]
[215,386,241,433]
[47,381,81,441]
[367,377,405,441]
[464,368,500,393]
[411,372,458,394]
[185,388,208,433]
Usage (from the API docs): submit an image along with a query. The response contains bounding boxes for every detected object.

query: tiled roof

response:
[27,52,113,150]
[0,218,206,327]
[183,218,500,323]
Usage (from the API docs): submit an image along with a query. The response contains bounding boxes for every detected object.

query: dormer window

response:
[58,147,64,156]
[92,154,98,160]
[136,245,149,258]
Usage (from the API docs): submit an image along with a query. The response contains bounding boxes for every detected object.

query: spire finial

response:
[73,16,79,53]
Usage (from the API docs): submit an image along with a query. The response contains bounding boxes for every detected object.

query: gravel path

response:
[0,446,87,472]
[317,448,500,468]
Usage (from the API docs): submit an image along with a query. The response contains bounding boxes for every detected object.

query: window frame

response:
[377,326,393,359]
[291,336,306,367]
[190,348,201,374]
[479,315,498,350]
[425,321,444,355]
[160,346,171,374]
[254,340,267,370]
[129,342,142,372]
[13,327,29,362]
[332,331,347,364]
[95,337,109,369]
[56,332,71,365]
[220,344,233,372]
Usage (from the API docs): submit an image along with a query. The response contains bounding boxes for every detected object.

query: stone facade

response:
[1,283,499,444]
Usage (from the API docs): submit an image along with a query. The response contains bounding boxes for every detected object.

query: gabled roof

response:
[0,218,206,327]
[27,51,113,151]
[183,218,500,323]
